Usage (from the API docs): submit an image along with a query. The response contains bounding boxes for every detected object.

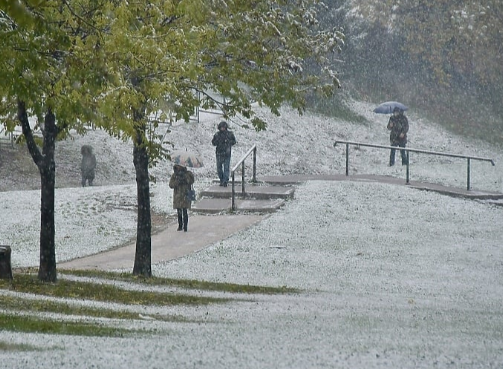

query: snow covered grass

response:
[1,101,502,368]
[2,185,139,267]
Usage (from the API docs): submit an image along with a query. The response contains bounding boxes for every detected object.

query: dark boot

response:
[183,214,188,232]
[177,210,183,231]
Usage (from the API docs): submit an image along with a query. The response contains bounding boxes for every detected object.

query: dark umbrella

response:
[373,101,408,114]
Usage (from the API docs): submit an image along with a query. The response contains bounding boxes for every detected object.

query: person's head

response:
[393,107,402,116]
[81,145,93,156]
[173,164,186,173]
[218,121,228,131]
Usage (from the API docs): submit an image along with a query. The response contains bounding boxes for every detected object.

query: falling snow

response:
[1,101,502,369]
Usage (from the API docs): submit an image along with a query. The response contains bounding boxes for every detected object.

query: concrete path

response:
[260,174,503,199]
[59,214,264,271]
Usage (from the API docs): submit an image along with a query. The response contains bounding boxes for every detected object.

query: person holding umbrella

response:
[387,107,409,166]
[169,164,195,232]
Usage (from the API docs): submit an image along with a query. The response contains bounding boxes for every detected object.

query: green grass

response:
[60,269,299,295]
[0,271,298,337]
[0,340,42,352]
[0,273,229,306]
[0,295,191,323]
[0,313,140,337]
[309,96,368,125]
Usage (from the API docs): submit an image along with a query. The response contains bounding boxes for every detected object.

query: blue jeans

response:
[390,142,407,166]
[216,155,231,183]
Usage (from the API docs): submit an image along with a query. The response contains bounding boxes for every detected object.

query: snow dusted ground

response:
[1,101,503,368]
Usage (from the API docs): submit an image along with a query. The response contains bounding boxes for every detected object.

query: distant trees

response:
[0,1,108,282]
[351,0,503,88]
[0,1,344,280]
[321,0,503,140]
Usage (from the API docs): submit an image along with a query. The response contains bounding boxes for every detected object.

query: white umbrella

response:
[170,150,204,168]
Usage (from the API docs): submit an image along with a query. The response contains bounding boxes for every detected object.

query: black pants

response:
[390,142,408,166]
[81,172,95,187]
[177,208,188,231]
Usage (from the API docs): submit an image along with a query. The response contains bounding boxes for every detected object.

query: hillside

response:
[1,100,503,369]
[1,100,501,195]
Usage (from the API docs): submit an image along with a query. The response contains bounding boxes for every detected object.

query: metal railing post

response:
[345,143,349,176]
[333,140,494,190]
[467,158,471,191]
[252,146,257,182]
[241,162,245,197]
[230,144,257,212]
[231,171,236,211]
[406,151,410,184]
[196,91,200,123]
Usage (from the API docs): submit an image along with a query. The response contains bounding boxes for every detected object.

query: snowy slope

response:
[1,101,502,369]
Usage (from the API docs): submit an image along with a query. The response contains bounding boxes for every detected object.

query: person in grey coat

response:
[80,145,97,187]
[169,164,195,232]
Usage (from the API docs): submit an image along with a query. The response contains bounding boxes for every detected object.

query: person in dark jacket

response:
[80,145,97,186]
[387,107,409,166]
[169,164,195,232]
[211,121,236,186]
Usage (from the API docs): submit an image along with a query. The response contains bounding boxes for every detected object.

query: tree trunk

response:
[39,147,57,282]
[0,246,13,280]
[18,101,57,282]
[132,118,152,277]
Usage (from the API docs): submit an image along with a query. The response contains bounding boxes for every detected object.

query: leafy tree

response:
[1,0,344,279]
[320,0,503,141]
[359,0,503,89]
[96,0,344,276]
[0,1,109,282]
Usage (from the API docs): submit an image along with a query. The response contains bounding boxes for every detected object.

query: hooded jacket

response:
[80,145,97,178]
[212,122,236,157]
[169,165,195,209]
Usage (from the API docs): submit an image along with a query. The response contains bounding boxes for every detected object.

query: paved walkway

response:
[261,174,503,199]
[59,214,265,271]
[59,174,503,271]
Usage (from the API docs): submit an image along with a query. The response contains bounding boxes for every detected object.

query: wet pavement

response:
[59,214,265,271]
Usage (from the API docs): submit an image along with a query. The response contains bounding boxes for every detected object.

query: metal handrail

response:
[231,144,257,210]
[0,128,15,148]
[333,140,495,191]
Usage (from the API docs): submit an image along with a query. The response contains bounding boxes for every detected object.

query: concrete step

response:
[192,197,286,214]
[200,184,295,200]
